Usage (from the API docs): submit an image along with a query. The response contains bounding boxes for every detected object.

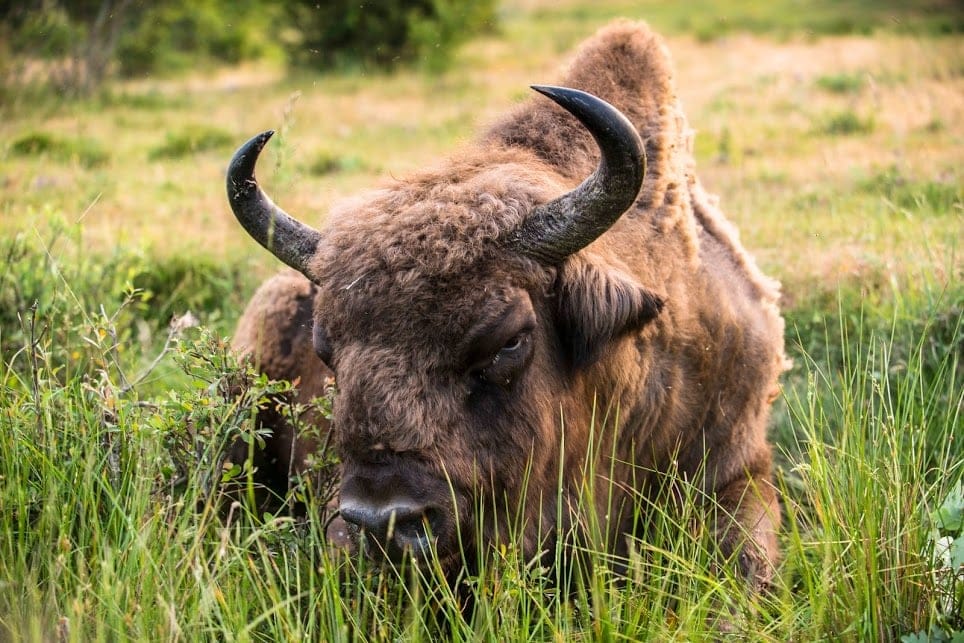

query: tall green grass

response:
[1,235,960,640]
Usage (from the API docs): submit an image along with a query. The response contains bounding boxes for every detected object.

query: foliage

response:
[0,223,254,390]
[112,0,281,77]
[282,0,498,72]
[0,0,135,94]
[901,481,964,642]
[0,0,277,95]
[812,109,876,136]
[0,0,497,95]
[815,72,866,95]
[10,131,109,168]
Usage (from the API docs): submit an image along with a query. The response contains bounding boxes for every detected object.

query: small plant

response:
[10,131,109,167]
[307,151,369,176]
[813,109,875,136]
[153,327,339,513]
[815,72,866,94]
[282,0,497,72]
[902,482,964,642]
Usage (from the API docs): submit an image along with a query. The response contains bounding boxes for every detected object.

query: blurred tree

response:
[0,0,135,94]
[282,0,498,72]
[0,0,498,96]
[114,0,282,77]
[0,0,277,94]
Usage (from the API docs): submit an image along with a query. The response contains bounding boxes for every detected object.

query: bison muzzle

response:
[227,21,789,590]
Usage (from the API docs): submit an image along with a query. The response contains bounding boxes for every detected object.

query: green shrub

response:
[813,109,876,136]
[306,151,369,176]
[0,223,253,387]
[3,4,78,59]
[114,0,280,77]
[815,72,866,94]
[283,0,498,72]
[10,132,109,167]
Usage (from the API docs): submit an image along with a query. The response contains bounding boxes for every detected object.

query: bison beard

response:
[228,21,788,592]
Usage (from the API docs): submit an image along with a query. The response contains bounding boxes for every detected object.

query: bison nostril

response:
[339,500,440,555]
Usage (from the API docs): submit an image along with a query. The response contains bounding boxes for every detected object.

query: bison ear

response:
[554,255,663,369]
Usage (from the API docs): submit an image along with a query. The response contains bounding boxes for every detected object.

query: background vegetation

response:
[1,0,961,640]
[0,0,497,95]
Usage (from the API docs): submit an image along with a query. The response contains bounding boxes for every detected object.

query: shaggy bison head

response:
[226,87,663,569]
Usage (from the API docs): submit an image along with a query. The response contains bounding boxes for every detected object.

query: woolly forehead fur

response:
[307,153,560,352]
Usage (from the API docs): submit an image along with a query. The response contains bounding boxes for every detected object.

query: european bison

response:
[228,21,788,589]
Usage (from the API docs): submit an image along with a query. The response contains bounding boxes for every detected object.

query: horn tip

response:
[530,84,562,99]
[255,129,275,151]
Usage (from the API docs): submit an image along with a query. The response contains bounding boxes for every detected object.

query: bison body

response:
[230,21,787,588]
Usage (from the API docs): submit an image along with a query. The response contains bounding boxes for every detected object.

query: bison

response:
[227,21,788,590]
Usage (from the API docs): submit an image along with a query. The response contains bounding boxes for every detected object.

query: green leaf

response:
[220,462,241,483]
[950,534,964,570]
[900,631,929,643]
[934,481,964,533]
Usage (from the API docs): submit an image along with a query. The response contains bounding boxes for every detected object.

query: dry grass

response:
[0,5,960,301]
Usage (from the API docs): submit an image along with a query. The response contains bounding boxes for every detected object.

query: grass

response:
[10,132,110,168]
[0,0,962,640]
[812,109,876,136]
[815,72,866,95]
[0,258,959,639]
[147,125,235,160]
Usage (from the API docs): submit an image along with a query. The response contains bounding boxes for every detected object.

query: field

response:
[1,1,962,640]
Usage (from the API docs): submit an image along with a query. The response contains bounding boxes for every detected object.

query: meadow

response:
[1,1,961,640]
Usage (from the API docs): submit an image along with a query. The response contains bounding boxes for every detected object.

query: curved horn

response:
[226,131,322,278]
[511,86,645,265]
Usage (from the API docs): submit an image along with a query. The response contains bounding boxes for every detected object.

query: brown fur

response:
[233,21,788,588]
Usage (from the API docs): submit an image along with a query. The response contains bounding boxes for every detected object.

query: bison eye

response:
[473,330,533,388]
[313,323,333,367]
[501,334,525,353]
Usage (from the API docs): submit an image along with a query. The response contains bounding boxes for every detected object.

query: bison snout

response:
[339,497,442,560]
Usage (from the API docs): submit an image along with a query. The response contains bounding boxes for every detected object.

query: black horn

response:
[226,131,322,278]
[511,86,645,265]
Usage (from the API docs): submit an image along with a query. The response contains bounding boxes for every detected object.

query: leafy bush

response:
[10,131,109,167]
[114,0,281,77]
[306,151,370,176]
[813,109,876,136]
[282,0,498,71]
[3,4,79,59]
[0,222,254,387]
[0,0,278,94]
[815,72,866,95]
